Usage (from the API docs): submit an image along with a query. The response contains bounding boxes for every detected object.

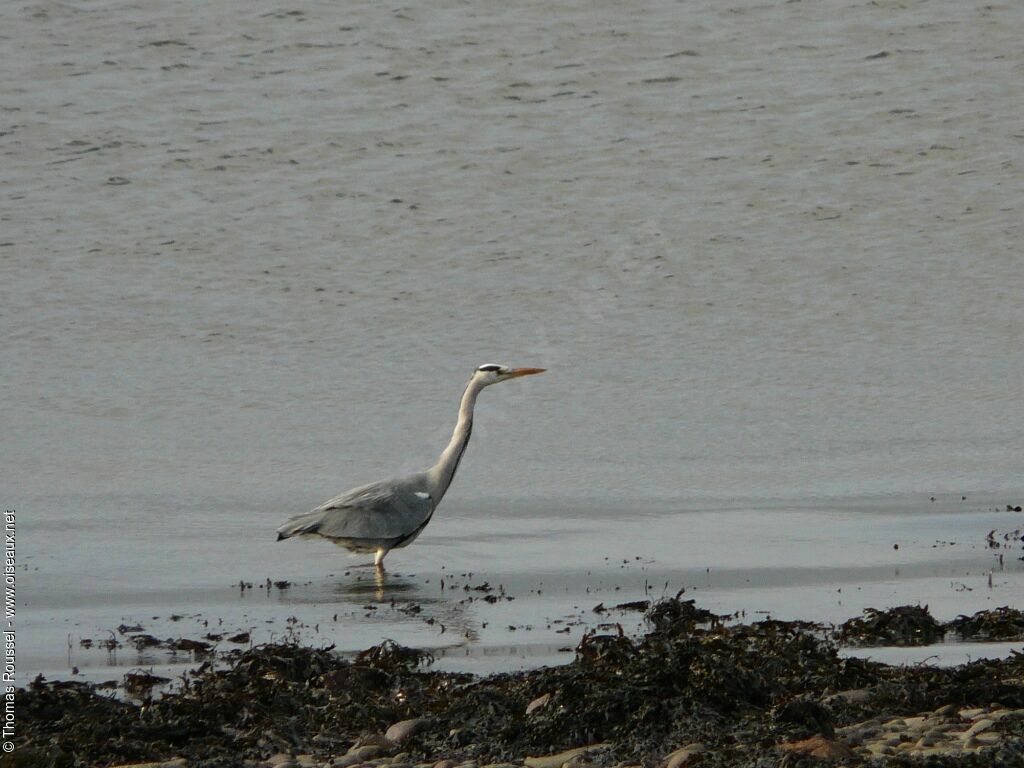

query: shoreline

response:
[21,499,1024,685]
[16,599,1024,767]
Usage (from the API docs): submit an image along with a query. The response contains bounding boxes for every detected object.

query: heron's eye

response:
[477,364,503,373]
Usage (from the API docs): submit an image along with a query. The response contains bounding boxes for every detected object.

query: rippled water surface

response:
[4,0,1023,680]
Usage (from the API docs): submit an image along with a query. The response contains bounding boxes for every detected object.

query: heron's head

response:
[473,363,546,387]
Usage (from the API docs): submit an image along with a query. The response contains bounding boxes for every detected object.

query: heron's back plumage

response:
[275,475,434,549]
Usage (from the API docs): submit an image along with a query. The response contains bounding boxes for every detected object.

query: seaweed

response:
[948,607,1024,641]
[12,599,1024,768]
[836,605,943,646]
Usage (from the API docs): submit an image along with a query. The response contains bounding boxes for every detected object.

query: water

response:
[4,0,1023,683]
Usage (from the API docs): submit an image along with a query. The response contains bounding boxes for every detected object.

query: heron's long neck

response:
[427,379,483,501]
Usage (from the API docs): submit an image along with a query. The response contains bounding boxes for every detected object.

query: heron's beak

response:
[508,367,546,378]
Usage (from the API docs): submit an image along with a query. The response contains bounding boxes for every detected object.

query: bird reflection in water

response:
[333,568,479,644]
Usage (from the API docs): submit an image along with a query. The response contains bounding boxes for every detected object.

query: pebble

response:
[386,718,428,745]
[526,693,552,715]
[902,716,926,731]
[663,743,705,768]
[332,753,376,768]
[778,735,855,760]
[431,762,456,768]
[824,688,871,705]
[524,744,611,768]
[958,707,987,721]
[963,718,994,739]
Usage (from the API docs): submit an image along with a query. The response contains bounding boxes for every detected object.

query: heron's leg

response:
[374,548,389,570]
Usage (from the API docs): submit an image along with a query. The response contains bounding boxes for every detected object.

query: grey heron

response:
[276,364,545,569]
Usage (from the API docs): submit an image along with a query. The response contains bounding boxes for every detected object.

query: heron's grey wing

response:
[276,479,433,542]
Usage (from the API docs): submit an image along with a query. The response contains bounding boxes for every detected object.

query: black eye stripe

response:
[477,364,503,372]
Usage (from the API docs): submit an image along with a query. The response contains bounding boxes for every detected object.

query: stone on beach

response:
[524,744,611,768]
[525,692,552,715]
[386,718,428,745]
[778,734,856,760]
[661,742,705,768]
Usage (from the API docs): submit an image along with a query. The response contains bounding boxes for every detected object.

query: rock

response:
[333,746,388,768]
[524,744,611,768]
[352,745,387,760]
[778,735,856,760]
[824,688,871,705]
[431,762,456,768]
[958,707,987,721]
[663,743,705,768]
[386,718,428,745]
[903,716,927,731]
[963,718,994,738]
[526,692,552,715]
[110,762,188,768]
[987,708,1019,722]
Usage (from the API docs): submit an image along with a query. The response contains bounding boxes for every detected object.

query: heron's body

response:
[276,364,544,568]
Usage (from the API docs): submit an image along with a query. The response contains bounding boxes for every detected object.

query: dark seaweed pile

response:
[11,600,1024,768]
[836,605,944,646]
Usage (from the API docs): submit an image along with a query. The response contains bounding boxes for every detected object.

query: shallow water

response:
[21,494,1024,682]
[4,0,1024,682]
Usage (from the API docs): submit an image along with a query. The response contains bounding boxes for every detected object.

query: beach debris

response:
[166,637,213,655]
[356,638,433,671]
[645,595,719,634]
[123,671,172,697]
[614,600,650,612]
[129,633,163,650]
[836,605,942,646]
[947,607,1024,641]
[17,596,1024,766]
